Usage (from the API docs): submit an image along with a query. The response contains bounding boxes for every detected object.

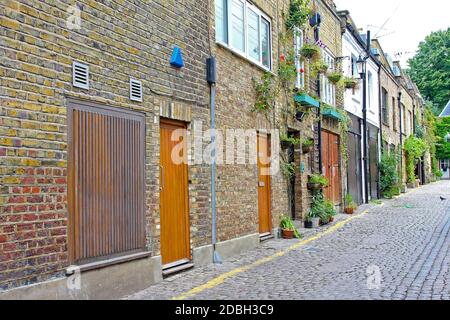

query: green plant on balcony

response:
[300,43,320,61]
[342,76,359,89]
[326,71,343,84]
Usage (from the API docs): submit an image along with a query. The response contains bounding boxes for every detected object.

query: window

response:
[294,28,305,88]
[392,97,397,131]
[322,50,335,105]
[351,54,358,77]
[382,88,389,125]
[215,0,272,70]
[367,71,373,109]
[401,104,406,134]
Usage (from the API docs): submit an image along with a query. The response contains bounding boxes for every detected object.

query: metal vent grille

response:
[72,62,89,89]
[130,79,143,102]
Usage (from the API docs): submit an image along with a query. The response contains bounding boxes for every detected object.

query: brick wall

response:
[0,0,211,290]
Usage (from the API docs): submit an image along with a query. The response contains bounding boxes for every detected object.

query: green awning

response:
[294,93,320,108]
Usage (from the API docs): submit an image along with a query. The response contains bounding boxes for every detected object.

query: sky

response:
[334,0,450,67]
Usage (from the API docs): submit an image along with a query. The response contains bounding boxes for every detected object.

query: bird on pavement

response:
[440,196,446,201]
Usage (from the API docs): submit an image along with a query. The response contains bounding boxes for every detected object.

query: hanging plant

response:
[280,133,302,149]
[311,60,329,77]
[285,0,312,31]
[327,71,343,84]
[343,76,359,90]
[300,43,320,60]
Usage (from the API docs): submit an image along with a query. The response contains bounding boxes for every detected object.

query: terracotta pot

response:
[344,207,354,215]
[329,216,334,223]
[282,229,294,239]
[307,182,322,191]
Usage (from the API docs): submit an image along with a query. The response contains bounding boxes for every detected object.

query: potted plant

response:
[306,194,325,228]
[327,71,343,84]
[280,215,301,239]
[343,76,359,89]
[300,43,320,60]
[301,138,314,154]
[344,193,358,214]
[312,60,329,74]
[305,209,320,229]
[280,133,301,149]
[307,174,329,191]
[325,199,336,223]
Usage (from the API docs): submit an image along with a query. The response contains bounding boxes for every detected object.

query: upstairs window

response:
[322,50,335,106]
[215,0,272,70]
[294,28,305,88]
[382,88,389,125]
[368,71,373,109]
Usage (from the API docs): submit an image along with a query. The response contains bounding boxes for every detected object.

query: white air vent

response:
[72,61,89,89]
[130,79,143,102]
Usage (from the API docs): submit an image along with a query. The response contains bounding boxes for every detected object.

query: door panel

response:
[321,130,341,205]
[160,119,190,265]
[347,132,363,204]
[257,133,272,234]
[68,102,146,265]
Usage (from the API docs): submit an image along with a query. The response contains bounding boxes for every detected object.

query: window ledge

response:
[66,251,152,275]
[216,41,274,75]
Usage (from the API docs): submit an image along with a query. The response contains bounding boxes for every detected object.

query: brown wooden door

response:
[321,130,341,205]
[160,119,190,266]
[68,101,146,265]
[257,133,272,235]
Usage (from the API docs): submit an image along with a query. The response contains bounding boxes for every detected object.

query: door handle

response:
[160,165,164,191]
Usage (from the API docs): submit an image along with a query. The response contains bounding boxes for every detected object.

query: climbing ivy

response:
[404,135,427,183]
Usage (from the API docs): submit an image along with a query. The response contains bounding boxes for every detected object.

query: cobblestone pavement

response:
[125,181,450,300]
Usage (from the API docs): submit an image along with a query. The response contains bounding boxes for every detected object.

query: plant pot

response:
[307,182,322,191]
[311,217,320,228]
[281,140,293,150]
[282,229,294,239]
[304,220,313,228]
[329,216,334,223]
[302,145,313,154]
[344,207,354,215]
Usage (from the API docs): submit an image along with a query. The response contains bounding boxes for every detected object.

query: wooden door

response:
[257,133,272,235]
[160,119,190,266]
[68,101,146,265]
[321,130,341,205]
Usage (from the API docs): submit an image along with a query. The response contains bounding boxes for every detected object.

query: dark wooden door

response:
[68,101,146,265]
[347,132,363,204]
[321,130,341,205]
[257,133,272,235]
[160,119,190,266]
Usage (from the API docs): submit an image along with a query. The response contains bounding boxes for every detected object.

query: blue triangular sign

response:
[170,46,184,68]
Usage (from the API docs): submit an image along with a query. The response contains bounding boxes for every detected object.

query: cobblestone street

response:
[125,181,450,300]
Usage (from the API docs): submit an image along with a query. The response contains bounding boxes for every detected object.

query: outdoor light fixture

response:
[356,55,366,78]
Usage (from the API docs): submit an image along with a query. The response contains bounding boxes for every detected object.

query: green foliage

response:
[300,43,320,60]
[280,133,302,146]
[311,60,329,77]
[342,76,359,89]
[280,215,302,238]
[252,72,276,113]
[308,194,334,224]
[344,193,357,209]
[308,174,329,187]
[404,136,427,183]
[326,71,343,84]
[301,137,314,147]
[435,117,450,160]
[407,28,450,115]
[278,51,298,86]
[380,152,400,198]
[285,0,312,31]
[281,160,296,179]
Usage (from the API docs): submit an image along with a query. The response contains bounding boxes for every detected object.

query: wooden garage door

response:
[68,101,146,265]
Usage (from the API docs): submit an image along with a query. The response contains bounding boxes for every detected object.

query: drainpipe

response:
[362,70,369,203]
[377,66,382,199]
[398,91,403,184]
[315,26,323,174]
[207,57,222,264]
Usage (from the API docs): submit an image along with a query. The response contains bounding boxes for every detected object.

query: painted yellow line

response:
[171,210,370,300]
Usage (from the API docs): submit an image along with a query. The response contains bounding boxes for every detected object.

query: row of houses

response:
[0,0,433,298]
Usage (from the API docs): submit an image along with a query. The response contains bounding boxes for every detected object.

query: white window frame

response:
[215,0,272,71]
[294,28,305,89]
[322,50,335,106]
